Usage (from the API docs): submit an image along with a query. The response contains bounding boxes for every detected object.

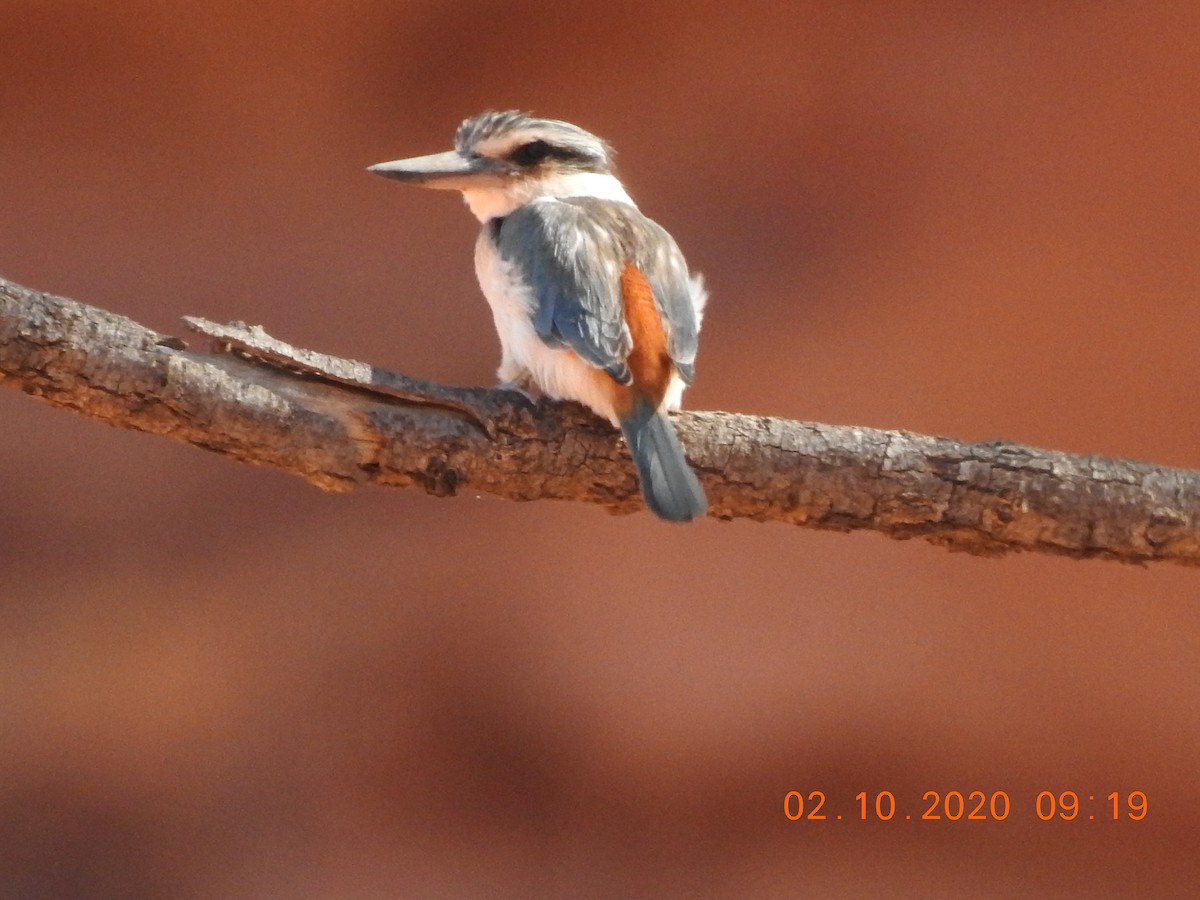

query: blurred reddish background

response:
[2,2,1198,897]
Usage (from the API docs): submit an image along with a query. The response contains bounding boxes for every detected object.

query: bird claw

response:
[497,374,544,402]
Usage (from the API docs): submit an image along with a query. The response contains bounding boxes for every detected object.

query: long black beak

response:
[368,151,508,190]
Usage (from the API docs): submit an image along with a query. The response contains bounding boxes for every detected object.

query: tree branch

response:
[2,273,1198,565]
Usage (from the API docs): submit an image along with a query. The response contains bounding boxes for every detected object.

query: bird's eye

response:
[510,140,554,166]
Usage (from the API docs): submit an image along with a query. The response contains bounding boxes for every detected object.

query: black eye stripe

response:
[508,139,588,167]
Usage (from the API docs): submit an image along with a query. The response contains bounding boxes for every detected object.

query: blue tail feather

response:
[619,399,707,523]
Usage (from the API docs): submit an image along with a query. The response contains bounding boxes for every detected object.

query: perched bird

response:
[370,111,708,521]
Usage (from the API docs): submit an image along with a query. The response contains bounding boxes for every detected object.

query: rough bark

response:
[2,274,1198,565]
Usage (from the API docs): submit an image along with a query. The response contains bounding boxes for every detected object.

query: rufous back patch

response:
[619,264,671,410]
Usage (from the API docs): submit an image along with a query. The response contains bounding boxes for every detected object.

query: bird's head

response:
[370,110,633,221]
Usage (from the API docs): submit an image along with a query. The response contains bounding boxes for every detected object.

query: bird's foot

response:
[497,374,545,406]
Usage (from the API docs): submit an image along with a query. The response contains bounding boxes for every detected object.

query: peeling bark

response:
[3,274,1199,565]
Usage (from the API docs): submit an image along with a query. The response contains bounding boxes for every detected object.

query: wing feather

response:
[492,198,699,384]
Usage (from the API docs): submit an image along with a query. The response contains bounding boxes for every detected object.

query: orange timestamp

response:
[783,790,1148,822]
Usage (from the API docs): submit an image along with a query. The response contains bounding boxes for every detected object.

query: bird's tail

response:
[619,397,707,522]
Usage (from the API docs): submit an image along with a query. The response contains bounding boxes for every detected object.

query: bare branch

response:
[2,274,1198,565]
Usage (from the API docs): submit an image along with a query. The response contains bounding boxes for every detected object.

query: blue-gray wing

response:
[492,198,700,384]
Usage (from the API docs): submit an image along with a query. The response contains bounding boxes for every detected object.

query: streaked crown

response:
[454,110,614,175]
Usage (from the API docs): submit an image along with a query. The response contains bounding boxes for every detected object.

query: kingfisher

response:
[369,110,707,521]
